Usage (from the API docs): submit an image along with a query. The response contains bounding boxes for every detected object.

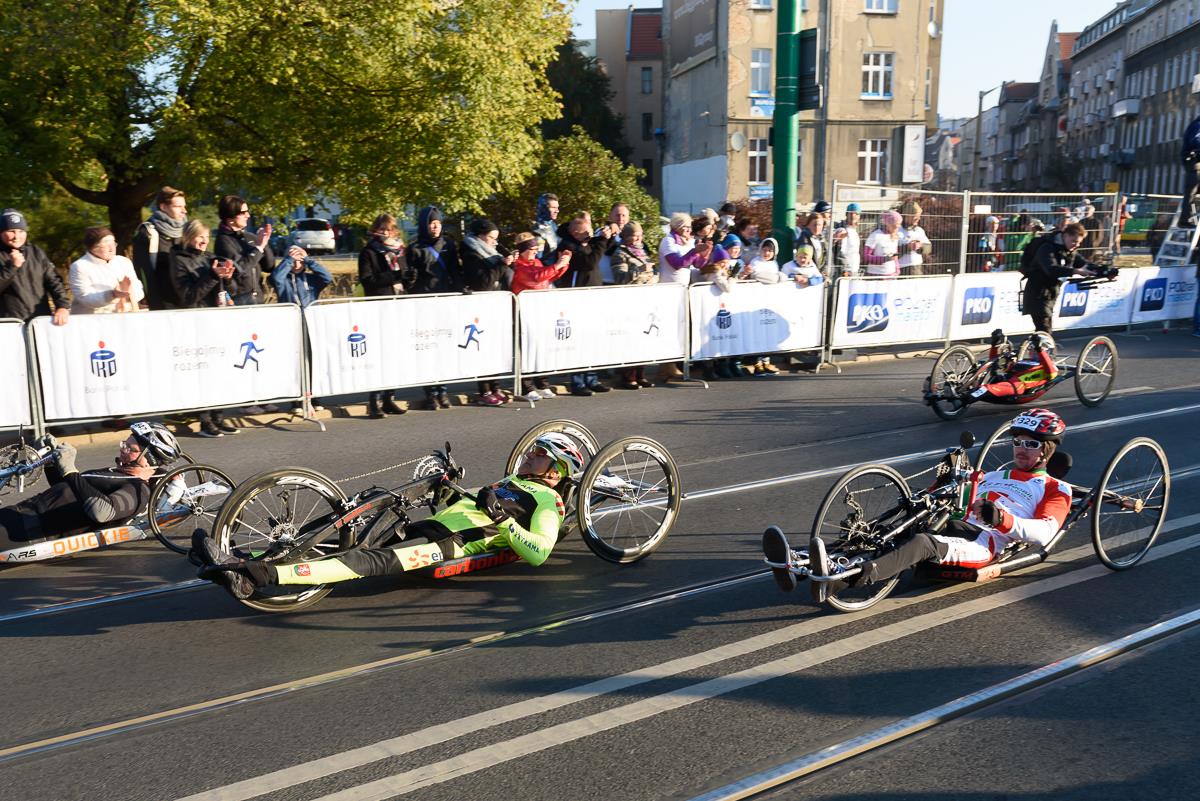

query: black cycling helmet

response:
[130,421,181,467]
[1009,408,1066,443]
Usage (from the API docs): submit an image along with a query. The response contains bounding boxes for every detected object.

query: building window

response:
[795,139,805,185]
[925,67,932,109]
[748,138,769,184]
[751,49,772,96]
[858,139,888,183]
[640,159,654,187]
[750,0,772,8]
[641,67,653,95]
[861,52,894,99]
[641,112,653,141]
[929,0,936,22]
[865,0,898,12]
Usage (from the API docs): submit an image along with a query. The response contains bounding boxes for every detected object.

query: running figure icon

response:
[234,334,264,371]
[459,318,484,350]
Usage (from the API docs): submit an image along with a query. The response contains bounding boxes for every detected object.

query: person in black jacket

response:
[214,195,273,305]
[1022,222,1104,334]
[0,423,180,553]
[461,218,515,406]
[0,209,70,325]
[554,212,615,396]
[132,187,188,310]
[358,214,414,418]
[407,206,461,410]
[168,221,240,437]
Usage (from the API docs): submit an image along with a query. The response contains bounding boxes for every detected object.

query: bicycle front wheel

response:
[1074,336,1117,407]
[1092,438,1169,570]
[149,464,235,554]
[212,467,348,612]
[810,464,911,612]
[927,346,977,421]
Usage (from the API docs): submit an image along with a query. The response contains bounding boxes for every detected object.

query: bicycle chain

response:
[334,457,425,485]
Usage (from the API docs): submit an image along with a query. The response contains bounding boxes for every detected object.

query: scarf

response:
[462,234,499,260]
[368,236,405,272]
[623,242,648,262]
[149,209,186,240]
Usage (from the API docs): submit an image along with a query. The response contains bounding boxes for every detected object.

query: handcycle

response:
[923,321,1118,421]
[0,432,234,564]
[206,419,682,612]
[763,426,1170,613]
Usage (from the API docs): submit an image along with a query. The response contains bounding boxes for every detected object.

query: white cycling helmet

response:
[531,433,586,479]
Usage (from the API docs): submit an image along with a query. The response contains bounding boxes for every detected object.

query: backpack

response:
[1018,233,1053,277]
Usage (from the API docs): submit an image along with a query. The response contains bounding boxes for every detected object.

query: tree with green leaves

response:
[0,0,568,248]
[543,37,631,162]
[481,128,660,250]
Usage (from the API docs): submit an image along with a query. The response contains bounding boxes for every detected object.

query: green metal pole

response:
[771,0,799,261]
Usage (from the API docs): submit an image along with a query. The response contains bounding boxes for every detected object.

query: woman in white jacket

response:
[69,227,144,313]
[658,212,711,285]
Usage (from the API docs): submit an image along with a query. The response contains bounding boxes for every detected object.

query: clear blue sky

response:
[571,0,1115,119]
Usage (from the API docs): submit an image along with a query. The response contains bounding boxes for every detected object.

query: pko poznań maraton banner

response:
[1128,265,1198,324]
[31,305,303,421]
[1051,269,1138,330]
[518,284,687,373]
[0,319,31,427]
[948,272,1033,341]
[831,276,952,347]
[689,281,825,359]
[306,293,514,397]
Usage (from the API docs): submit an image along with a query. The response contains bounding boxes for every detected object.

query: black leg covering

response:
[862,531,950,584]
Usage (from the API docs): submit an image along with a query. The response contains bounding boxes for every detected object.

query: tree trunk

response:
[106,173,162,255]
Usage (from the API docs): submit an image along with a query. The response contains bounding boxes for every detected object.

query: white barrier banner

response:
[830,276,952,347]
[948,272,1033,341]
[688,282,824,359]
[1128,265,1198,324]
[519,284,686,373]
[0,320,31,427]
[1051,270,1139,330]
[31,306,303,420]
[306,294,514,396]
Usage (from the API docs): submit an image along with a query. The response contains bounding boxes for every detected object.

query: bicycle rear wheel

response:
[212,467,348,612]
[149,464,235,554]
[1092,438,1169,570]
[1073,336,1117,407]
[810,464,910,612]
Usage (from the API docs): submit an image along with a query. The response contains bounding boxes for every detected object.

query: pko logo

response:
[961,287,995,326]
[554,313,571,340]
[1140,277,1167,312]
[714,304,733,330]
[847,293,889,334]
[348,325,367,357]
[1059,283,1089,317]
[89,341,117,378]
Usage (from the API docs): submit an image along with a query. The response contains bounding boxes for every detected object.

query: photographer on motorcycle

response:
[0,423,180,552]
[1023,222,1109,334]
[763,409,1073,594]
[194,433,585,599]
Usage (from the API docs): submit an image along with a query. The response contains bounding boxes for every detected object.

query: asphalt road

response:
[2,329,1199,801]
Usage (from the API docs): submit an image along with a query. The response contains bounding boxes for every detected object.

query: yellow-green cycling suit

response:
[263,475,564,587]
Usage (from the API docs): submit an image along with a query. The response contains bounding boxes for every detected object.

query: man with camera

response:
[1022,221,1111,334]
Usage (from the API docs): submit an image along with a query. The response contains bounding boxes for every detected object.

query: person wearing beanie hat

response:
[833,204,862,277]
[793,211,827,273]
[812,200,832,220]
[781,244,823,287]
[864,210,902,277]
[898,200,932,275]
[0,209,70,324]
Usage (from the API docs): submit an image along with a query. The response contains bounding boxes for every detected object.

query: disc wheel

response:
[1073,336,1117,407]
[212,467,348,612]
[974,419,1015,475]
[506,419,600,541]
[810,464,911,612]
[1092,438,1169,570]
[576,436,681,564]
[149,464,235,554]
[928,345,978,421]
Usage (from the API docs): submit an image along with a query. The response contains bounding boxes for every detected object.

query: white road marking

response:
[178,513,1200,801]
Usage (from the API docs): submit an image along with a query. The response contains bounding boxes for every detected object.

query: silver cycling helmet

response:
[130,421,182,467]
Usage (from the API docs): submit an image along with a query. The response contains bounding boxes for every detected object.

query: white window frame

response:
[857,139,888,183]
[750,0,772,8]
[861,52,894,99]
[864,0,898,13]
[750,48,772,96]
[795,139,805,185]
[924,67,932,109]
[640,66,653,95]
[748,138,769,184]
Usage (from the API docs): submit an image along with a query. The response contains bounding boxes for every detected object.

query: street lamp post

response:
[971,81,1007,191]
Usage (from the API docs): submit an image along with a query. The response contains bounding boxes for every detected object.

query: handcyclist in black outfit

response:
[0,422,180,551]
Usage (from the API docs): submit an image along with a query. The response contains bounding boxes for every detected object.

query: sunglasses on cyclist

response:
[1011,437,1044,451]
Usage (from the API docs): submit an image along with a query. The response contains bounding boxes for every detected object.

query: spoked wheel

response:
[0,443,42,495]
[576,436,681,564]
[506,419,600,541]
[1073,336,1118,407]
[1092,438,1169,570]
[974,419,1015,475]
[149,464,235,554]
[927,345,978,421]
[212,467,348,612]
[810,464,911,612]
